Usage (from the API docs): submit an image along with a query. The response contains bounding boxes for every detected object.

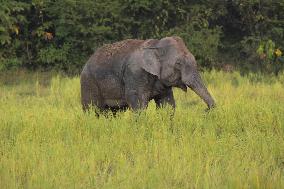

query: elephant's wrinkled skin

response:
[81,36,215,113]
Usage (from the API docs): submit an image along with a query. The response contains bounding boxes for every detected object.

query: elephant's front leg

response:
[154,88,176,109]
[125,90,149,111]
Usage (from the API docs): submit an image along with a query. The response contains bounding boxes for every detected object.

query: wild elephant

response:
[80,36,215,114]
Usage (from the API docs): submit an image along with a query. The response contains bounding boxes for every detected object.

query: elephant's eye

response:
[175,59,182,69]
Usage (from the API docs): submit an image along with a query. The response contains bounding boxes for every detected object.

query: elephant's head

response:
[141,36,215,109]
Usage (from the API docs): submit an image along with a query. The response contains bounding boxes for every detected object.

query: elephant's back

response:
[87,39,145,67]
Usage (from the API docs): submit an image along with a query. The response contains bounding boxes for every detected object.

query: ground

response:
[0,70,284,189]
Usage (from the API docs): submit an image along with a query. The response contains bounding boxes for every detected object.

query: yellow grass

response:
[0,70,284,188]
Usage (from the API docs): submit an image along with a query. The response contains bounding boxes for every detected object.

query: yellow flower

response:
[275,48,282,57]
[44,32,53,40]
[13,26,19,35]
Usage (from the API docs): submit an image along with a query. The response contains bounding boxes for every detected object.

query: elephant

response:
[80,36,215,114]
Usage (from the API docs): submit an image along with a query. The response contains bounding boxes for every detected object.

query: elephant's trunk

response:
[185,74,215,109]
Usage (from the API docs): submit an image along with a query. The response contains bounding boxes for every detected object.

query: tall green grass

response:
[0,70,284,189]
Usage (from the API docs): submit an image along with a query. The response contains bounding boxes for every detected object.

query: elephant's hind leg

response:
[80,73,101,113]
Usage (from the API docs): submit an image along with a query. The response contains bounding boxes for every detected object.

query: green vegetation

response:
[0,0,284,73]
[1,71,284,188]
[1,1,283,188]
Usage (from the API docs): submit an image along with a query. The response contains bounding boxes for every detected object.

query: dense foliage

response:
[0,0,283,73]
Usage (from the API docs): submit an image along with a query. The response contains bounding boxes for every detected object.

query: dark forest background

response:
[0,0,283,74]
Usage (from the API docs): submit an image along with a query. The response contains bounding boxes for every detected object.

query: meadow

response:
[0,70,284,189]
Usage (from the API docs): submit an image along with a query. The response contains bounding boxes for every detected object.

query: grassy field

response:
[0,70,284,189]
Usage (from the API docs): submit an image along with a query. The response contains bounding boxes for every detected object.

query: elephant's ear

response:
[141,45,161,79]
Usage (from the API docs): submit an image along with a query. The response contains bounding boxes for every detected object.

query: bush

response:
[0,0,283,74]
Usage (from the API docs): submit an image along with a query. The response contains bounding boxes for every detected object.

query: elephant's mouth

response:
[179,84,187,92]
[173,80,187,92]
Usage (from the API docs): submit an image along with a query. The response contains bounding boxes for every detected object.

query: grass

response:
[0,70,284,189]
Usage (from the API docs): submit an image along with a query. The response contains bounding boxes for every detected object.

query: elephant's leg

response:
[125,90,149,111]
[123,68,151,111]
[154,88,176,109]
[105,105,128,117]
[80,74,102,113]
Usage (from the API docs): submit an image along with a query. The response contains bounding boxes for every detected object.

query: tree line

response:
[0,0,283,74]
